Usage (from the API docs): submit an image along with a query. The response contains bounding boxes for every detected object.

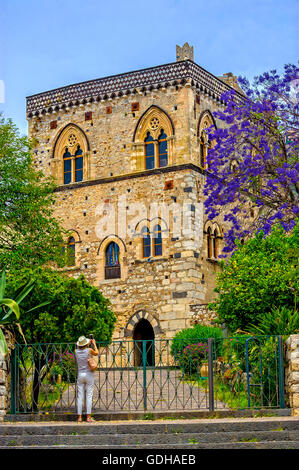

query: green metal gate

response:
[10,335,286,415]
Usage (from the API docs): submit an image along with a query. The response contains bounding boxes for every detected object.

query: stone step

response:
[4,408,292,422]
[0,441,298,449]
[0,429,298,447]
[0,418,298,435]
[0,417,298,451]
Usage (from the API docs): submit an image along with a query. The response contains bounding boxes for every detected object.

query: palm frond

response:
[0,271,6,299]
[0,329,8,358]
[0,299,20,320]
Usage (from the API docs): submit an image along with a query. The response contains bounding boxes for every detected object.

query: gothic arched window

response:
[63,145,84,184]
[105,242,121,279]
[207,227,212,259]
[133,106,174,171]
[200,136,205,168]
[213,229,218,259]
[53,124,89,185]
[158,130,168,167]
[141,226,151,258]
[67,236,76,266]
[198,111,215,170]
[74,146,83,182]
[106,242,119,266]
[205,225,221,259]
[63,148,72,184]
[145,132,155,170]
[153,224,162,257]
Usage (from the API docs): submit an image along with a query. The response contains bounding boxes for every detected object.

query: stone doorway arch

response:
[133,319,155,367]
[124,310,163,367]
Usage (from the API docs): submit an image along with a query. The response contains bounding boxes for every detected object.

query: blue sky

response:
[0,0,298,135]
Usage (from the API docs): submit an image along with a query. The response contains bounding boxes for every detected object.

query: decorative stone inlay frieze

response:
[27,60,244,116]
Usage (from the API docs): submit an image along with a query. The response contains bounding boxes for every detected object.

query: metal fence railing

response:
[10,335,286,414]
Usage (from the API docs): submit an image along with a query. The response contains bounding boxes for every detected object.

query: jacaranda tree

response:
[204,64,299,254]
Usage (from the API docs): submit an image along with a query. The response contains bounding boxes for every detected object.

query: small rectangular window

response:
[165,180,174,190]
[106,106,112,114]
[131,102,139,112]
[85,111,92,121]
[50,120,57,129]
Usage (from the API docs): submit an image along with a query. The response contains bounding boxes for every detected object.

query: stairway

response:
[0,416,298,449]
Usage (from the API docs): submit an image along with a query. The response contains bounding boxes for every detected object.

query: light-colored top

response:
[75,348,91,374]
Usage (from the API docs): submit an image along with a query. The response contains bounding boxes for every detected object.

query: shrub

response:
[210,223,299,333]
[217,334,283,407]
[49,351,77,383]
[170,324,223,359]
[7,267,116,344]
[177,342,208,375]
[245,306,299,337]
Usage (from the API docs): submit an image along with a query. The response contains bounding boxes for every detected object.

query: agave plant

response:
[0,270,50,357]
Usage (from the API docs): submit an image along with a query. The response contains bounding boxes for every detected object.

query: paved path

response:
[54,368,227,412]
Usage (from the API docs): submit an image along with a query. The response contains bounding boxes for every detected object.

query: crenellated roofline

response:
[26,59,245,117]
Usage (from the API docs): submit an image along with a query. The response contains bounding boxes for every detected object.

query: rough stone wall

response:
[0,329,14,422]
[189,304,217,326]
[285,334,299,416]
[28,78,226,341]
[29,86,197,179]
[29,85,223,180]
[51,166,223,340]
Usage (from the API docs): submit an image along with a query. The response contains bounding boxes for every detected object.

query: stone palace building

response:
[26,43,244,350]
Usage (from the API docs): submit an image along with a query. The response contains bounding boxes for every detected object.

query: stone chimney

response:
[218,72,245,94]
[218,72,237,87]
[176,42,194,62]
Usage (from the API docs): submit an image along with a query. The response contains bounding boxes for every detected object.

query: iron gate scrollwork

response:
[10,335,286,415]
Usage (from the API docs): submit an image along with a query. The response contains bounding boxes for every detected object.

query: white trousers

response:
[76,371,95,415]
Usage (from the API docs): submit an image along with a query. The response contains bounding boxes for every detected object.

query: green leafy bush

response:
[245,306,299,337]
[171,324,223,357]
[217,334,283,407]
[245,337,280,407]
[210,223,299,334]
[177,342,208,375]
[6,267,116,344]
[6,267,116,411]
[49,351,77,384]
[0,115,64,271]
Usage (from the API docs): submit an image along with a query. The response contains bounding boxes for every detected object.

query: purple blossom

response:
[204,63,299,254]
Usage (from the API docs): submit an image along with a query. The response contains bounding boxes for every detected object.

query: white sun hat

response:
[76,336,91,347]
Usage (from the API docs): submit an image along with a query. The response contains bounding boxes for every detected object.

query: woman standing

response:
[75,335,99,423]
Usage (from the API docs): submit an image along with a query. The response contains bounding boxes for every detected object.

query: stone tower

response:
[26,46,243,343]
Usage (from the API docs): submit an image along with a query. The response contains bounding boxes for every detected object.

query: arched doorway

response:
[133,319,155,367]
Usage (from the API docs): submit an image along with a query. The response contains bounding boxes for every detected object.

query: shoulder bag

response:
[88,355,98,371]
